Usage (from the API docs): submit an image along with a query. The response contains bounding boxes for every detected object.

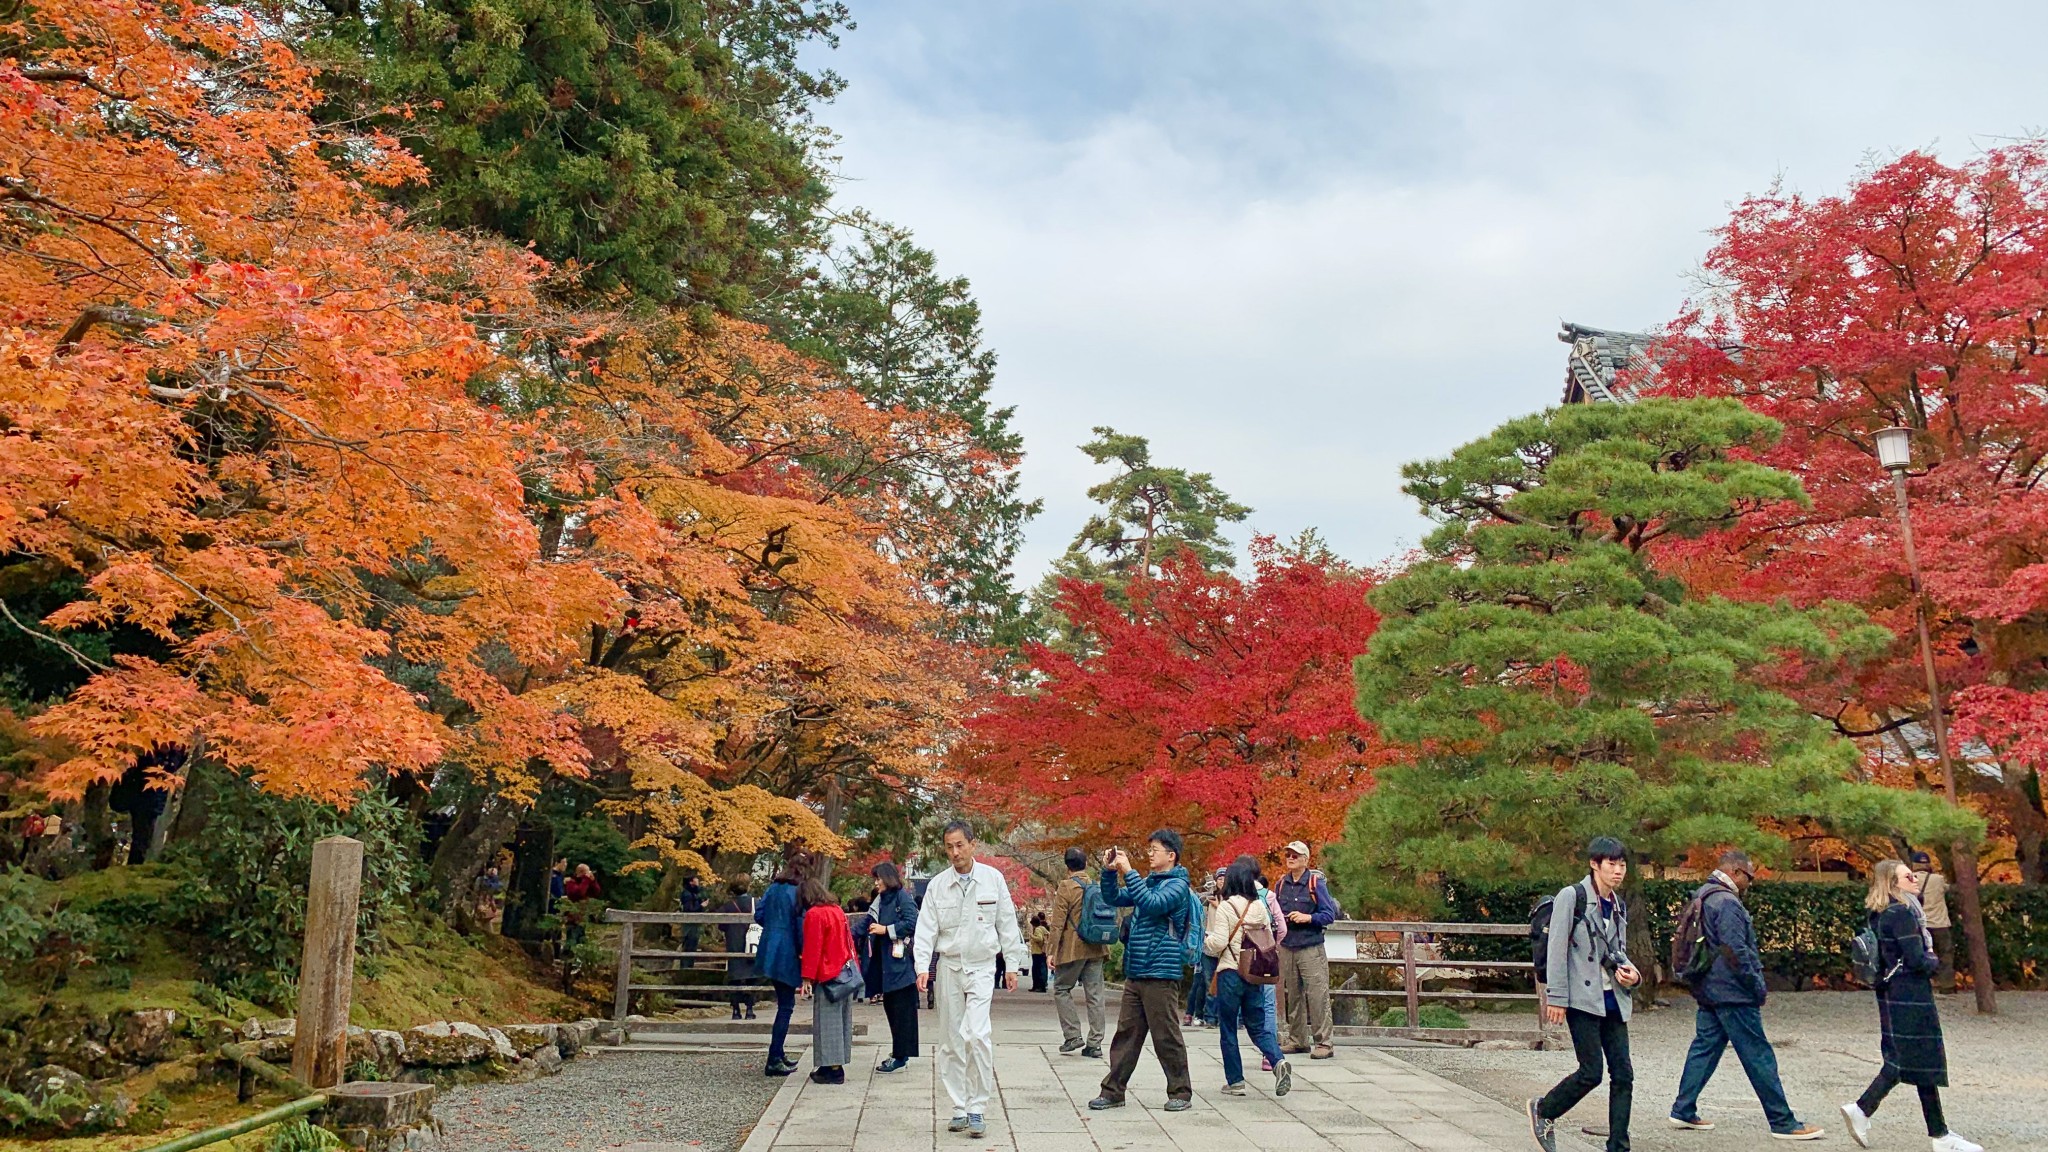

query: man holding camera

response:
[1530,837,1641,1152]
[1088,832,1196,1113]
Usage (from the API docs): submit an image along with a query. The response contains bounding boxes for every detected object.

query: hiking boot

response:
[1058,1038,1085,1054]
[1163,1098,1192,1112]
[1220,1081,1246,1096]
[1841,1103,1872,1149]
[1310,1044,1335,1059]
[1087,1096,1124,1110]
[1528,1098,1557,1152]
[1669,1115,1715,1130]
[1273,1058,1292,1097]
[1080,1045,1102,1059]
[1772,1124,1824,1141]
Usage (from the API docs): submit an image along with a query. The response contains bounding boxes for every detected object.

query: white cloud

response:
[816,1,2048,580]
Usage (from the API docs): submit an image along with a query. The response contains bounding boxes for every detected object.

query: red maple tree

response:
[954,540,1389,870]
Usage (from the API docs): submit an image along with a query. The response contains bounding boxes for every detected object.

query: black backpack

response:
[1670,885,1730,986]
[1529,884,1588,972]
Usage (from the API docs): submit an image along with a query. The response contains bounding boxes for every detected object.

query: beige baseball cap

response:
[1283,840,1310,857]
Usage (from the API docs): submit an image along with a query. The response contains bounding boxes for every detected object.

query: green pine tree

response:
[1330,399,1977,909]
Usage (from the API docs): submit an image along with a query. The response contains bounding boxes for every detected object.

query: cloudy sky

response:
[813,1,2048,582]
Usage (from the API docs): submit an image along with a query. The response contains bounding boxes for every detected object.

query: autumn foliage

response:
[0,0,974,882]
[956,542,1388,869]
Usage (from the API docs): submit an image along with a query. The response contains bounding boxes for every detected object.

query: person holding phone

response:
[1529,837,1640,1152]
[867,860,920,1074]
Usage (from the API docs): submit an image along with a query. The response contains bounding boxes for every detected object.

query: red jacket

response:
[563,874,602,902]
[800,904,854,983]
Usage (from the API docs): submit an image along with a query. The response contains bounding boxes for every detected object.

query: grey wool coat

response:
[1542,877,1634,1022]
[1871,899,1947,1086]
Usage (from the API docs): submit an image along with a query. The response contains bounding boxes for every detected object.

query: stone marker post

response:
[293,835,364,1089]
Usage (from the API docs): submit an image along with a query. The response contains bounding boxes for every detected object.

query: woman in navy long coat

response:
[865,860,921,1073]
[753,851,807,1077]
[1840,860,1980,1152]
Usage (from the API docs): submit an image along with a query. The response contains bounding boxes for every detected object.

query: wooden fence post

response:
[292,836,363,1089]
[1401,930,1419,1030]
[613,919,635,1022]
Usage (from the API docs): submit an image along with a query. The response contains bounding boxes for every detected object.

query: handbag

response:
[1209,898,1283,993]
[744,923,762,956]
[821,956,864,1003]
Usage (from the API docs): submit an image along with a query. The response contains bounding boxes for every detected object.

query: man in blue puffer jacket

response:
[1668,850,1822,1140]
[1088,829,1195,1113]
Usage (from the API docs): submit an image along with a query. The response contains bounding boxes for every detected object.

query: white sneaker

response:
[1932,1134,1984,1152]
[1841,1103,1872,1149]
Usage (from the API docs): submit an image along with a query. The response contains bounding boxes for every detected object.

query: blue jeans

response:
[1261,983,1278,1051]
[1215,969,1284,1086]
[1670,1003,1798,1132]
[768,980,798,1065]
[1189,956,1216,1023]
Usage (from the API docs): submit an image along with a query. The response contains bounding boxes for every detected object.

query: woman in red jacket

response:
[799,876,855,1084]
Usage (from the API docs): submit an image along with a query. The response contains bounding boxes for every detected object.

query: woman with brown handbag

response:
[1203,855,1291,1099]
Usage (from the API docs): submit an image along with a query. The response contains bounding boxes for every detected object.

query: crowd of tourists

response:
[1526,838,1982,1152]
[716,827,1983,1149]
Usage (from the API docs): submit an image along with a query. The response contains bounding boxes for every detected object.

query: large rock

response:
[346,1028,407,1078]
[528,1044,562,1075]
[554,1019,600,1058]
[111,1009,179,1064]
[326,1081,439,1152]
[14,1065,126,1134]
[499,1023,556,1058]
[400,1022,498,1067]
[482,1027,517,1062]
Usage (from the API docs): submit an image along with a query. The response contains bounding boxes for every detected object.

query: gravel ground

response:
[1395,991,2048,1151]
[436,1049,783,1152]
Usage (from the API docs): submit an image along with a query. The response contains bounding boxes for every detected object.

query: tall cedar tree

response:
[777,218,1037,645]
[959,540,1386,871]
[1654,146,2048,883]
[1332,400,1975,911]
[297,0,847,310]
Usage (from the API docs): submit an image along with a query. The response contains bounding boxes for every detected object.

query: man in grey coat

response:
[1529,838,1642,1152]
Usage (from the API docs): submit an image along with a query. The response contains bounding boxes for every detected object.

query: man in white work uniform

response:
[915,820,1027,1140]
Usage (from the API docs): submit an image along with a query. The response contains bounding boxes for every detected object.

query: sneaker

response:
[1310,1044,1335,1060]
[1669,1115,1716,1130]
[948,1115,970,1132]
[1058,1038,1085,1054]
[968,1114,986,1139]
[1183,1013,1195,1026]
[1273,1058,1292,1097]
[1081,1045,1102,1059]
[1163,1098,1192,1112]
[1773,1124,1824,1141]
[875,1057,907,1074]
[1932,1135,1984,1152]
[765,1059,796,1077]
[1841,1103,1872,1149]
[1529,1098,1558,1152]
[1087,1096,1124,1110]
[1221,1081,1247,1096]
[808,1066,844,1084]
[1260,1057,1273,1072]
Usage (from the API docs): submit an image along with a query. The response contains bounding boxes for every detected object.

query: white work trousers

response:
[936,958,996,1116]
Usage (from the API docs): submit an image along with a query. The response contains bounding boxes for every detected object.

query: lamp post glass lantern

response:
[1878,427,1998,1013]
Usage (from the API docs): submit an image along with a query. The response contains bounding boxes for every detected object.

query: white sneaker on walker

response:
[1932,1134,1983,1152]
[1840,1103,1872,1149]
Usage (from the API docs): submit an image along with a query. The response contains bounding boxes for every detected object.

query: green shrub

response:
[264,1117,341,1151]
[0,869,103,993]
[1374,1004,1467,1029]
[165,768,419,1003]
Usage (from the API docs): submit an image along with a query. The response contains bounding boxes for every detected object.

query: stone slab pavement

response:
[715,991,1591,1152]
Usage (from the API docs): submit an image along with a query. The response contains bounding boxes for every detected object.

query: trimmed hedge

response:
[1437,877,2048,990]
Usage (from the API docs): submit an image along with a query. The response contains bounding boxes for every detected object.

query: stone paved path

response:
[727,992,1592,1152]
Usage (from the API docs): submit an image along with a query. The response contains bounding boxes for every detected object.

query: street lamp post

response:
[1875,426,1997,1014]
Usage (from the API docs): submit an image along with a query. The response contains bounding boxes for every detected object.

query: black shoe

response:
[766,1059,796,1077]
[1058,1038,1085,1054]
[875,1057,907,1074]
[1081,1045,1102,1059]
[809,1066,845,1084]
[1087,1096,1124,1110]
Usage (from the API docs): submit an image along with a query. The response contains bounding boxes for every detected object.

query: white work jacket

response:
[913,860,1028,973]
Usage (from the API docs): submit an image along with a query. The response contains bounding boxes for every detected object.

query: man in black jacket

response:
[1667,851,1822,1140]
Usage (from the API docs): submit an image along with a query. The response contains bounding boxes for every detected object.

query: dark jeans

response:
[1098,978,1192,1103]
[1670,1004,1797,1131]
[1189,955,1217,1023]
[881,984,919,1061]
[1539,1008,1632,1152]
[1031,953,1049,992]
[1858,1068,1947,1138]
[767,980,797,1065]
[1214,969,1284,1086]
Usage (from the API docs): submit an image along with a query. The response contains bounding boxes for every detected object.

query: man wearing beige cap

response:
[1274,840,1339,1059]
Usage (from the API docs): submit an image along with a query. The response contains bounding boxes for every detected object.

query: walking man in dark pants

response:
[1530,838,1641,1152]
[1668,850,1823,1139]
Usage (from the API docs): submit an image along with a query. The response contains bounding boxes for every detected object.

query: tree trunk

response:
[80,781,117,871]
[166,758,217,846]
[1622,862,1659,1007]
[501,822,556,943]
[429,793,526,931]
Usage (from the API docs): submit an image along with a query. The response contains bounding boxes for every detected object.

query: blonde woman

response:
[1840,860,1981,1152]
